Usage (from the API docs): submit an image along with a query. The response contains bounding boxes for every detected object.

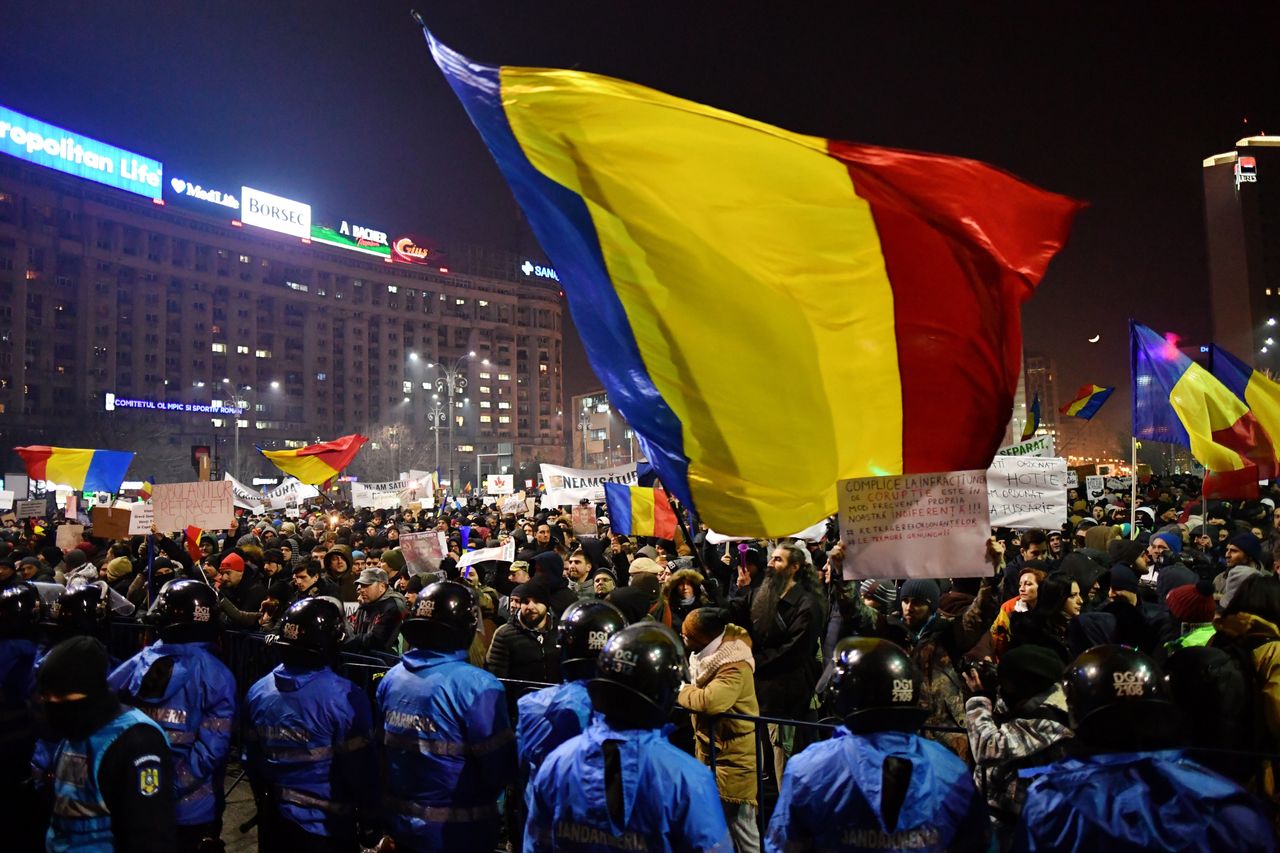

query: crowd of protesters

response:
[2,472,1279,851]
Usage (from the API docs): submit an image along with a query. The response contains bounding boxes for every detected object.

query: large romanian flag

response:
[1132,323,1273,497]
[1060,384,1114,420]
[423,32,1082,536]
[258,434,367,487]
[604,483,678,540]
[1211,344,1280,472]
[14,446,134,492]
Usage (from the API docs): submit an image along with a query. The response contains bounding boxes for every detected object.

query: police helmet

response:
[148,579,220,643]
[49,583,109,636]
[400,581,478,652]
[1065,645,1183,748]
[269,597,344,659]
[826,637,927,733]
[558,600,628,681]
[587,623,688,729]
[0,581,43,638]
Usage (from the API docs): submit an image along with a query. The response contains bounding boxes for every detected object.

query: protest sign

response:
[399,530,448,576]
[284,507,300,519]
[152,481,233,532]
[15,500,44,519]
[501,493,526,516]
[1084,475,1105,502]
[1105,476,1133,491]
[1064,469,1079,489]
[485,474,514,495]
[987,456,1069,530]
[571,504,597,537]
[224,473,265,512]
[91,507,132,539]
[56,523,84,551]
[5,474,28,500]
[128,502,155,535]
[839,471,990,580]
[64,495,77,519]
[263,478,320,510]
[0,491,13,511]
[540,462,638,505]
[456,539,516,576]
[996,435,1055,458]
[352,480,409,510]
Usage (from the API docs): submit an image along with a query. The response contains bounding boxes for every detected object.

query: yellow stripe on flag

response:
[631,486,657,537]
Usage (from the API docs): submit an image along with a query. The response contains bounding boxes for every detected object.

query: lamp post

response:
[427,396,447,479]
[576,406,592,467]
[428,352,475,494]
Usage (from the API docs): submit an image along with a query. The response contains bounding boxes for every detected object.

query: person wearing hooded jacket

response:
[324,545,358,603]
[108,580,235,851]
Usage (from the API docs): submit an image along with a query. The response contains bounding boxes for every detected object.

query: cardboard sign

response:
[996,435,1055,458]
[501,494,526,516]
[839,471,990,580]
[152,481,233,533]
[987,456,1069,530]
[399,530,448,576]
[485,474,514,495]
[540,462,638,505]
[1084,475,1105,502]
[56,523,84,552]
[91,507,132,540]
[15,500,44,519]
[571,504,598,537]
[0,490,13,511]
[128,502,155,535]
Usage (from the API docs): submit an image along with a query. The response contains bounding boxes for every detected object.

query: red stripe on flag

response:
[653,488,677,541]
[828,143,1081,473]
[1211,411,1277,482]
[14,446,54,481]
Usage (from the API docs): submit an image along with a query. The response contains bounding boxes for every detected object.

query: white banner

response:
[352,480,410,510]
[263,477,320,510]
[996,434,1055,458]
[153,481,233,532]
[456,539,517,575]
[485,474,514,495]
[540,462,638,506]
[987,456,1069,530]
[839,471,991,580]
[223,472,265,512]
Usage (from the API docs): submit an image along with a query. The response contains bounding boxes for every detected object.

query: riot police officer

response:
[766,637,990,852]
[40,635,176,852]
[1017,645,1277,851]
[525,622,731,852]
[108,579,236,851]
[377,580,516,852]
[245,596,377,851]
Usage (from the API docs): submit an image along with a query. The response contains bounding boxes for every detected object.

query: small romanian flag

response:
[603,483,677,540]
[1021,394,1041,441]
[258,434,367,487]
[423,31,1082,537]
[140,478,154,500]
[14,446,134,492]
[1060,384,1114,420]
[185,525,204,563]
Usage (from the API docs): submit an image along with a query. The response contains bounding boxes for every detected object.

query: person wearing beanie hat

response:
[485,575,560,685]
[607,585,652,624]
[1165,581,1219,653]
[899,578,941,617]
[963,643,1072,841]
[1226,532,1263,567]
[380,547,406,578]
[1216,533,1270,610]
[531,552,577,617]
[216,551,268,617]
[39,636,178,851]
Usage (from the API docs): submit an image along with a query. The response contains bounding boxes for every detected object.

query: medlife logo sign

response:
[240,186,311,238]
[0,103,163,199]
[168,175,238,210]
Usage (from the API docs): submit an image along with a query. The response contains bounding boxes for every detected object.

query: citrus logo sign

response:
[168,176,238,210]
[0,103,163,199]
[240,186,311,238]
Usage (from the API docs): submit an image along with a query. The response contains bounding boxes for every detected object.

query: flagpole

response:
[1130,436,1138,540]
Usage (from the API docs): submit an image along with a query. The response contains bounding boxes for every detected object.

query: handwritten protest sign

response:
[15,500,44,519]
[152,481,233,532]
[839,471,990,580]
[1065,470,1079,489]
[128,502,155,535]
[56,523,84,551]
[1084,475,1105,502]
[987,456,1069,530]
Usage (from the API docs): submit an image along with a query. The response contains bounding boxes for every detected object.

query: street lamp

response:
[427,353,474,494]
[221,380,276,477]
[577,406,592,467]
[427,394,447,479]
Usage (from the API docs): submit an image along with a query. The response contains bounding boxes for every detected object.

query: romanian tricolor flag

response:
[140,477,154,500]
[1211,344,1280,467]
[604,483,678,540]
[1131,322,1273,498]
[14,446,134,492]
[185,525,205,564]
[423,32,1082,536]
[1060,384,1114,420]
[258,434,367,487]
[1021,394,1041,441]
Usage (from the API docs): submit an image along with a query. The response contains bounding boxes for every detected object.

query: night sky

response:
[4,2,1278,450]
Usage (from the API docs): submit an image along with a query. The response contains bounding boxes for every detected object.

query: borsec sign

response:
[240,186,311,238]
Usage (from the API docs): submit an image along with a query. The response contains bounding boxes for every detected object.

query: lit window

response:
[239,255,250,263]
[316,372,327,381]
[478,300,489,307]
[480,415,492,423]
[236,345,250,354]
[211,418,224,427]
[454,416,464,427]
[498,401,511,410]
[236,419,248,428]
[403,381,413,393]
[479,386,491,394]
[255,349,271,358]
[539,364,548,373]
[480,401,491,409]
[499,415,511,424]
[498,373,510,381]
[455,298,466,305]
[284,439,305,448]
[387,285,398,294]
[479,372,491,380]
[211,343,226,353]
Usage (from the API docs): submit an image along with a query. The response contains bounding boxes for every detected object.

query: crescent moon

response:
[1088,335,1101,343]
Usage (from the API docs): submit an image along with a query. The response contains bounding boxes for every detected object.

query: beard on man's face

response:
[750,564,791,635]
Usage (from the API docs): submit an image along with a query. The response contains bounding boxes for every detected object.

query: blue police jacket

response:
[765,728,990,853]
[108,640,236,825]
[377,647,516,852]
[46,707,163,853]
[517,679,592,780]
[0,637,37,779]
[525,715,732,853]
[1016,750,1279,852]
[244,663,377,838]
